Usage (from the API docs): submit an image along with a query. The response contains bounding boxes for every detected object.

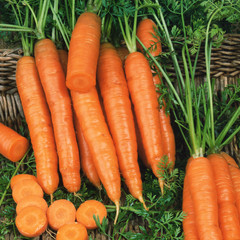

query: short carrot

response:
[71,89,121,224]
[34,39,80,193]
[47,199,76,231]
[58,49,68,76]
[10,174,38,190]
[76,200,107,230]
[66,12,101,92]
[0,123,29,162]
[16,206,48,238]
[16,56,59,195]
[97,43,146,209]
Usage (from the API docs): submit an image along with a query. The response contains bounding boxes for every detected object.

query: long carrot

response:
[34,39,80,193]
[71,88,121,224]
[97,43,146,209]
[0,123,29,162]
[16,56,59,195]
[66,12,101,92]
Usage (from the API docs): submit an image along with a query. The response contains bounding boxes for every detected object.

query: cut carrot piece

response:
[47,199,76,231]
[56,222,88,240]
[12,179,44,203]
[15,206,48,237]
[16,196,48,215]
[10,174,38,190]
[76,200,107,229]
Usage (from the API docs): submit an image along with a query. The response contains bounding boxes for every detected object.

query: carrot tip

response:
[97,185,102,191]
[138,195,149,211]
[114,201,120,225]
[158,178,164,195]
[50,194,53,204]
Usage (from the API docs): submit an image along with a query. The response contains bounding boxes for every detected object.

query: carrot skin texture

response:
[187,157,223,240]
[71,89,121,205]
[97,43,143,201]
[58,49,68,76]
[16,56,59,195]
[0,123,29,162]
[34,39,80,193]
[66,12,101,92]
[220,151,239,168]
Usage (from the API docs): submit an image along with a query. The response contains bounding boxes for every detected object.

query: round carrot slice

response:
[10,174,38,190]
[76,200,107,229]
[56,222,88,240]
[16,196,48,215]
[15,206,48,237]
[12,179,44,203]
[47,199,76,231]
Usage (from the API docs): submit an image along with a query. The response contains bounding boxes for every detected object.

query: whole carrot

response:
[66,12,101,92]
[71,88,121,224]
[97,43,146,209]
[0,123,29,162]
[34,39,80,193]
[16,56,59,195]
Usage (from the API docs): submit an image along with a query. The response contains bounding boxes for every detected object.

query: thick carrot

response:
[16,206,48,237]
[71,89,121,224]
[56,222,88,240]
[74,114,101,189]
[76,200,107,230]
[16,56,59,195]
[12,179,44,203]
[208,153,240,239]
[0,123,29,162]
[124,51,164,192]
[47,199,76,231]
[34,39,80,193]
[187,157,222,239]
[10,174,38,190]
[58,49,68,76]
[97,43,146,208]
[66,12,101,92]
[220,151,239,168]
[16,196,48,215]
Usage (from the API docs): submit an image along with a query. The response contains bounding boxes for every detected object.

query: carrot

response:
[15,206,48,237]
[56,222,88,240]
[47,199,76,231]
[208,153,240,239]
[10,174,38,190]
[58,49,68,76]
[187,157,222,239]
[34,39,80,193]
[116,46,129,64]
[16,196,48,215]
[12,179,44,203]
[71,88,121,224]
[97,43,146,209]
[0,123,29,162]
[74,114,101,189]
[76,200,107,230]
[66,12,101,92]
[16,56,59,195]
[124,51,164,192]
[220,151,239,168]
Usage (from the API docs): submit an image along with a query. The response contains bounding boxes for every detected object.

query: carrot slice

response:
[16,196,48,215]
[76,200,107,229]
[56,222,88,240]
[47,199,76,231]
[12,179,44,203]
[15,206,48,237]
[10,174,38,190]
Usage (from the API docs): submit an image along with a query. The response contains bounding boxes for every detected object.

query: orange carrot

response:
[66,12,101,92]
[71,88,121,224]
[34,39,80,193]
[97,43,146,208]
[12,179,44,203]
[10,174,38,190]
[47,199,76,231]
[16,196,48,215]
[187,157,222,239]
[76,200,107,230]
[15,206,48,237]
[116,46,129,64]
[16,56,59,195]
[220,151,239,168]
[58,49,68,76]
[56,222,88,240]
[74,114,101,189]
[0,123,29,162]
